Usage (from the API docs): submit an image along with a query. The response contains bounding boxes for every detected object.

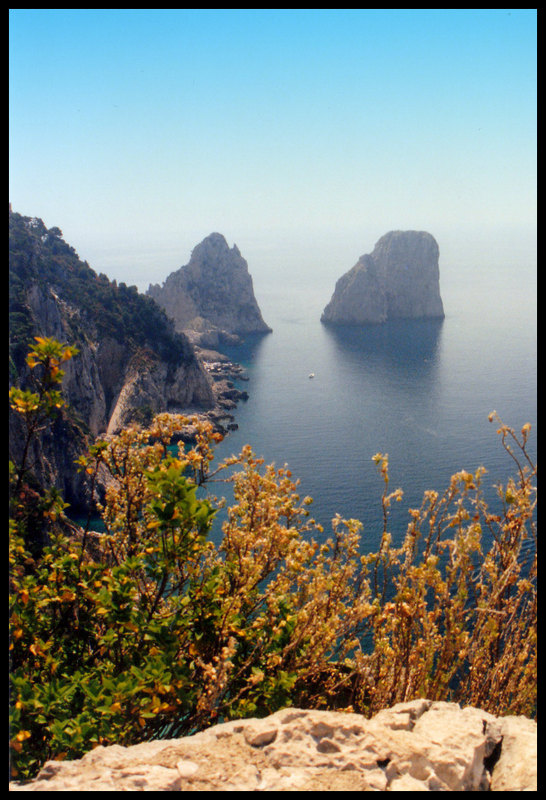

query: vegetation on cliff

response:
[9,210,192,372]
[9,339,536,781]
[9,211,214,511]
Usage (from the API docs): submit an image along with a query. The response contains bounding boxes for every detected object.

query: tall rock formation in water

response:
[321,231,445,325]
[147,233,272,346]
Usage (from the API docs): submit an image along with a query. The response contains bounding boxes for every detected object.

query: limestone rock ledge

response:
[10,700,536,792]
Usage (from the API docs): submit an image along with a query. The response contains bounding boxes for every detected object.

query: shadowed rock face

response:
[321,231,445,325]
[147,233,272,338]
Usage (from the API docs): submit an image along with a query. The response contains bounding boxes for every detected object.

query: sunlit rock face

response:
[321,230,445,325]
[10,701,537,792]
[147,233,272,341]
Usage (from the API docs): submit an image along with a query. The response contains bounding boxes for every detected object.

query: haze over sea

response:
[10,9,536,554]
[211,253,536,556]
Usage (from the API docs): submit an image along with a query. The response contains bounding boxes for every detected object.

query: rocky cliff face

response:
[23,284,215,439]
[147,233,272,345]
[9,211,215,510]
[321,231,445,325]
[10,701,537,792]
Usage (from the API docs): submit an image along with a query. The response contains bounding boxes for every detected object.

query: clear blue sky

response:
[9,9,537,291]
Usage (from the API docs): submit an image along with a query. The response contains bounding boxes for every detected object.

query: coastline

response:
[181,345,250,439]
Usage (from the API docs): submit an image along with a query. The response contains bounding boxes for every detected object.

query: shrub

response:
[9,342,536,781]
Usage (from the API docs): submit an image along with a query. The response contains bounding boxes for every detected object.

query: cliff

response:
[9,701,537,791]
[9,210,215,510]
[147,232,272,346]
[321,230,445,325]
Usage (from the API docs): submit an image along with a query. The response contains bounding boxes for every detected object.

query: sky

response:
[9,9,537,293]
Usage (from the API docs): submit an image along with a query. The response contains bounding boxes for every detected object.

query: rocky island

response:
[147,232,272,348]
[321,230,445,325]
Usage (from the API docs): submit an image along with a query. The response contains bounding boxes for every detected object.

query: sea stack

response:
[147,233,271,345]
[321,231,445,325]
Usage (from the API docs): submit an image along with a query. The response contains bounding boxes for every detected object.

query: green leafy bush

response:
[9,341,536,782]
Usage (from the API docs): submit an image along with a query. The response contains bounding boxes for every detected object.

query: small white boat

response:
[308,373,315,379]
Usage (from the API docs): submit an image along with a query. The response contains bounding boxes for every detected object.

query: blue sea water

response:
[210,264,537,557]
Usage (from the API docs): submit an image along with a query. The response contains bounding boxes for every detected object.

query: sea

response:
[72,256,536,564]
[209,261,537,561]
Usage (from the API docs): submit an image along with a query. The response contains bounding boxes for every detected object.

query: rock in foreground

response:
[321,230,445,325]
[10,701,536,792]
